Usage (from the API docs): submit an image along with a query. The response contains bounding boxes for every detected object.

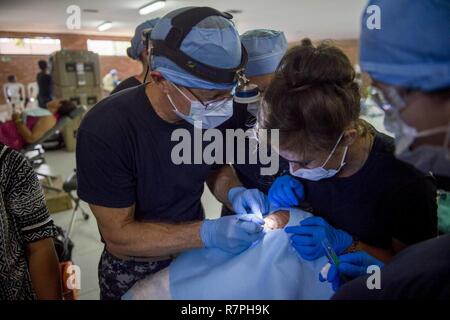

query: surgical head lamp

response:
[234,70,261,104]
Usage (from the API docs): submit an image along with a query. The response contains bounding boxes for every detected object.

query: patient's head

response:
[264,210,290,230]
[46,99,76,116]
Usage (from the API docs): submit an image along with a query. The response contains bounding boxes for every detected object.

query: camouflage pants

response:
[98,249,172,300]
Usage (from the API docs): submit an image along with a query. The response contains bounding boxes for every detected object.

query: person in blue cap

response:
[224,29,289,215]
[110,18,160,95]
[76,7,268,300]
[241,29,288,111]
[324,0,450,299]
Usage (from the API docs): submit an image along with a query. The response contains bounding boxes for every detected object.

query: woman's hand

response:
[268,175,305,208]
[285,216,353,260]
[320,251,384,291]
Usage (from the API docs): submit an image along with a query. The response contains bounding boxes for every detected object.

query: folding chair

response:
[63,171,89,238]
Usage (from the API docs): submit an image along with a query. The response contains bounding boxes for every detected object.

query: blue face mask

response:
[289,133,349,181]
[393,122,450,177]
[167,83,233,129]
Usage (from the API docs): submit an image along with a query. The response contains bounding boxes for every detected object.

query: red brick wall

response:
[0,32,142,104]
[0,32,363,105]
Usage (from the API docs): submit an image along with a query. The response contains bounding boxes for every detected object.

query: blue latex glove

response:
[320,251,384,291]
[268,175,305,208]
[228,186,270,216]
[285,216,353,261]
[200,214,265,254]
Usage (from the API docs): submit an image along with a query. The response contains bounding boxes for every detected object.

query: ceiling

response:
[0,0,367,41]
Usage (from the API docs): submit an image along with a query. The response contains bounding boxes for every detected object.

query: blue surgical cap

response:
[128,18,160,60]
[241,29,288,77]
[360,0,450,91]
[150,7,242,90]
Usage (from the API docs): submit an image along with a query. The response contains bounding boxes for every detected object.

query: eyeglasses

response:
[369,85,406,114]
[185,87,233,110]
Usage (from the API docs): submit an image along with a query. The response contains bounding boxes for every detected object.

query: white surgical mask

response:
[289,133,349,181]
[372,85,450,177]
[167,83,233,129]
[384,112,449,155]
[394,121,450,177]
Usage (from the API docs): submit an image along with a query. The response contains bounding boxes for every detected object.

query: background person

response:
[111,18,160,95]
[102,69,120,94]
[220,29,290,217]
[36,60,53,108]
[232,29,289,193]
[325,0,450,299]
[0,144,62,299]
[0,99,76,150]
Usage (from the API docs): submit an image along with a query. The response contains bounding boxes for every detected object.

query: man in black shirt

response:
[36,60,52,108]
[77,7,268,300]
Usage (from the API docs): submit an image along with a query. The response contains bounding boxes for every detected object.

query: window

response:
[87,39,129,56]
[0,38,61,55]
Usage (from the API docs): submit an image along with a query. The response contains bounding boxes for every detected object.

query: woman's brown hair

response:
[259,38,365,156]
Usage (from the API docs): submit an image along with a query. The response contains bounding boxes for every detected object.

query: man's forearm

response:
[207,165,242,211]
[105,219,204,258]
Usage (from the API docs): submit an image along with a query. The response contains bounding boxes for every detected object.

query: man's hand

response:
[228,186,270,216]
[200,214,265,254]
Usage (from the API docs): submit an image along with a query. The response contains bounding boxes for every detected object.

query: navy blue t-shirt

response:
[76,84,247,222]
[297,133,437,248]
[110,76,141,96]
